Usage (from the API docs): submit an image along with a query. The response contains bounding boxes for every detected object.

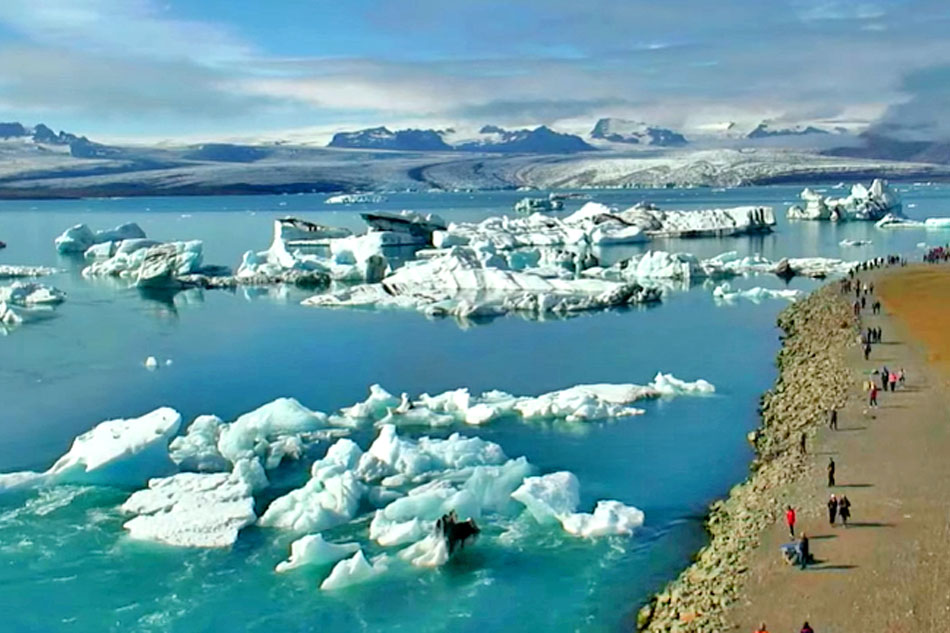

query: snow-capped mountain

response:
[0,121,117,157]
[327,124,595,154]
[747,123,831,139]
[590,118,688,146]
[327,126,452,151]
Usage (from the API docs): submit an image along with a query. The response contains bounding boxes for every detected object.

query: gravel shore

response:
[636,284,855,632]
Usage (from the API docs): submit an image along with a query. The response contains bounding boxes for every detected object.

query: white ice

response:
[0,282,66,306]
[560,500,645,538]
[320,550,389,590]
[169,415,231,472]
[275,534,361,572]
[0,265,59,279]
[713,282,803,303]
[787,179,900,221]
[54,222,146,253]
[121,464,261,548]
[218,397,328,467]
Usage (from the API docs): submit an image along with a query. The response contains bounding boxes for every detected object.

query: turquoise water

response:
[0,185,946,632]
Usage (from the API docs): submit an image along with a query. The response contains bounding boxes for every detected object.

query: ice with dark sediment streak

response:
[302,244,661,320]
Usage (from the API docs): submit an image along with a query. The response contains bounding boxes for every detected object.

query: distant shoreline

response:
[1,171,948,202]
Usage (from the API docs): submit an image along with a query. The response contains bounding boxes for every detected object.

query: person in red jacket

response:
[785,505,796,537]
[800,622,814,633]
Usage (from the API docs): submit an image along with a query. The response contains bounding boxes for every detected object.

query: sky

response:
[0,0,949,143]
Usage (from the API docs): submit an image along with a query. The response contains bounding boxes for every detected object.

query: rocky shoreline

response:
[635,283,856,632]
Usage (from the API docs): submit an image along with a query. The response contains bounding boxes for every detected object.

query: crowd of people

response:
[923,246,949,263]
[765,255,910,633]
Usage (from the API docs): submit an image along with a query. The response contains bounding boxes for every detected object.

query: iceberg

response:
[0,282,66,306]
[511,472,580,524]
[560,500,645,538]
[360,210,447,245]
[875,213,923,229]
[511,472,644,538]
[218,397,328,467]
[257,439,366,532]
[713,282,803,303]
[54,222,146,254]
[839,239,872,247]
[121,465,260,548]
[320,550,389,590]
[169,415,231,472]
[0,408,184,491]
[325,193,386,205]
[275,534,361,572]
[83,240,205,288]
[924,218,950,229]
[0,265,59,279]
[303,245,661,321]
[787,179,900,221]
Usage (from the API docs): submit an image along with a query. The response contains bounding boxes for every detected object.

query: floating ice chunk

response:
[335,384,400,425]
[462,458,535,515]
[511,472,580,524]
[875,213,922,229]
[839,239,872,247]
[0,265,59,279]
[324,193,386,205]
[218,397,328,466]
[925,217,950,229]
[788,179,900,221]
[121,468,258,548]
[144,356,159,371]
[713,282,803,303]
[398,533,449,568]
[258,444,365,532]
[560,500,645,538]
[47,407,181,488]
[649,372,715,396]
[514,384,653,422]
[169,415,229,472]
[0,282,66,306]
[320,550,388,590]
[369,513,429,546]
[54,224,96,253]
[0,301,23,327]
[275,534,360,572]
[55,223,147,254]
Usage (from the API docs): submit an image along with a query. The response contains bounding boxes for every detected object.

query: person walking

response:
[799,533,810,570]
[880,366,889,390]
[828,457,836,486]
[864,342,871,360]
[829,408,838,431]
[827,494,838,525]
[839,495,851,527]
[800,431,807,455]
[786,505,796,537]
[869,383,879,408]
[754,623,769,633]
[899,368,906,385]
[801,622,815,633]
[889,371,898,392]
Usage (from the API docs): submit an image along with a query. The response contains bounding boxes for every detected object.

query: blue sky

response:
[0,0,948,142]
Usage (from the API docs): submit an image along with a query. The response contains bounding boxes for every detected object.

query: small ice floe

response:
[0,265,59,279]
[839,239,872,247]
[144,357,159,371]
[712,282,803,303]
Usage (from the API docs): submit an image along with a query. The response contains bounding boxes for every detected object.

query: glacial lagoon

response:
[1,184,947,632]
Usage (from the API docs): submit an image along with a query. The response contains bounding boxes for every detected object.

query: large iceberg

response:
[83,240,205,288]
[787,179,901,221]
[54,222,147,254]
[303,245,661,321]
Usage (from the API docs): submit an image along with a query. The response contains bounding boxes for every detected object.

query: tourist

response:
[889,371,898,392]
[861,295,866,309]
[828,408,838,431]
[870,382,879,407]
[864,342,871,361]
[839,495,851,527]
[880,366,888,390]
[827,494,838,525]
[801,622,815,633]
[754,623,769,633]
[828,458,836,487]
[800,431,807,454]
[899,368,906,385]
[786,505,796,537]
[798,533,810,570]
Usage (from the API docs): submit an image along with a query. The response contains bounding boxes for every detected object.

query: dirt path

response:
[729,265,950,632]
